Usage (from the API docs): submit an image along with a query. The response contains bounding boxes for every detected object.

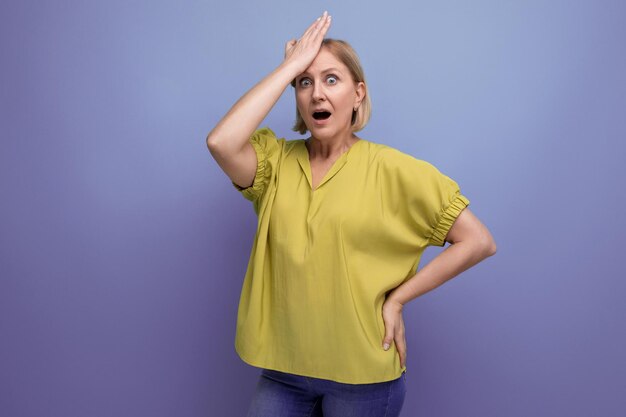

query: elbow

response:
[481,235,497,258]
[206,125,225,150]
[462,230,496,258]
[451,234,496,258]
[206,134,229,158]
[206,131,219,150]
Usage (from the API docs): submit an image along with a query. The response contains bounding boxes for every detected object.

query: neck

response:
[306,129,359,160]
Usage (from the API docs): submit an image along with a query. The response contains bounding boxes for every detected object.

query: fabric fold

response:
[429,194,470,247]
[231,127,282,206]
[232,136,267,201]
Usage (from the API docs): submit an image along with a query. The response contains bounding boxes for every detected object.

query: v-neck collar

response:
[296,138,364,192]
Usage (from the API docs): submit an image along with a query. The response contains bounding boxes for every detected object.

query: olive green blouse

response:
[231,127,470,384]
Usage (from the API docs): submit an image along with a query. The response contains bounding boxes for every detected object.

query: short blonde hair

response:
[291,39,371,134]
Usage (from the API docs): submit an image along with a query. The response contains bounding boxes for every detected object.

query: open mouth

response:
[312,111,332,120]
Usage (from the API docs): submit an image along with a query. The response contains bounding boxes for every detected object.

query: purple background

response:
[2,1,625,416]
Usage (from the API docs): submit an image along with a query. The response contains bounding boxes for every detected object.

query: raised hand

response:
[283,11,332,74]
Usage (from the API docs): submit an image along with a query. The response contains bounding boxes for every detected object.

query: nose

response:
[312,82,325,101]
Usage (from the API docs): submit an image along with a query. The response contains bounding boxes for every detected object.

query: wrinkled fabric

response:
[231,127,470,384]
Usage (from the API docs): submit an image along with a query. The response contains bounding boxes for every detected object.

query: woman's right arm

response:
[207,11,332,189]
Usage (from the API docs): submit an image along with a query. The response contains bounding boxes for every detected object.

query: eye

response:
[299,78,312,87]
[327,75,338,85]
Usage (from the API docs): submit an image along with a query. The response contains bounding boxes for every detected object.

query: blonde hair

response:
[290,38,371,134]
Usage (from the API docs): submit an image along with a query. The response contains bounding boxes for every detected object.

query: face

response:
[295,48,365,139]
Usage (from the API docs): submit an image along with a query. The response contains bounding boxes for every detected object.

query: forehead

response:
[300,48,348,75]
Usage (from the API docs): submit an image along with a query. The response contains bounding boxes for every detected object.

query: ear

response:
[354,81,366,108]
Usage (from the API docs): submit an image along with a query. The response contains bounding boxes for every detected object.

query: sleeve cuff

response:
[231,137,267,202]
[429,194,470,247]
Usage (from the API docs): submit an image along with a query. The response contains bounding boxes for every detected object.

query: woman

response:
[207,11,496,417]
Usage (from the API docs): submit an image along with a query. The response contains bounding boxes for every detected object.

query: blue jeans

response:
[246,368,407,417]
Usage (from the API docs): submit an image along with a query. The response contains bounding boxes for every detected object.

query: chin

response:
[308,127,334,139]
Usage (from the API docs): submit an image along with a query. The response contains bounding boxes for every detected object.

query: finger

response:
[310,13,330,38]
[301,12,327,38]
[310,14,331,43]
[382,325,394,351]
[396,334,407,367]
[321,14,332,33]
[285,39,296,51]
[285,39,296,52]
[302,11,329,43]
[284,40,295,59]
[394,322,406,366]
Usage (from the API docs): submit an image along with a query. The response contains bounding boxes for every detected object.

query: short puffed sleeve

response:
[231,127,282,206]
[380,148,470,247]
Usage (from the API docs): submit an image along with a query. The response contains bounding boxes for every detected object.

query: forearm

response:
[388,241,494,306]
[206,61,300,153]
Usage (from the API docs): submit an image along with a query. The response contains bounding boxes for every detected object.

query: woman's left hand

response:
[381,297,407,368]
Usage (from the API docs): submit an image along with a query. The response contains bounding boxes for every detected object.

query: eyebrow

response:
[299,67,343,77]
